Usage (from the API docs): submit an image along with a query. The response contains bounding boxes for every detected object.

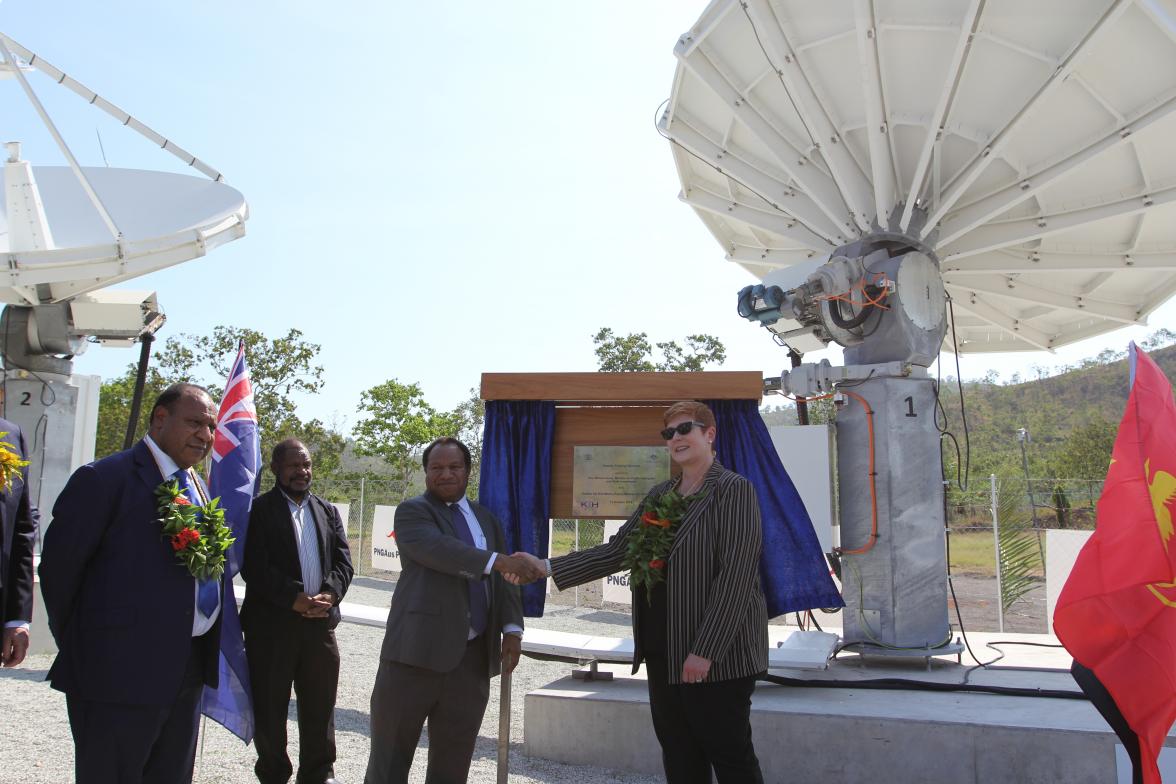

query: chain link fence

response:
[946,477,1103,532]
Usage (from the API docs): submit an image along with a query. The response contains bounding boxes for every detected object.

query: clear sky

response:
[3,2,1171,429]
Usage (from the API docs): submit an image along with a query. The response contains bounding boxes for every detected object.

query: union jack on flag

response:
[203,340,260,743]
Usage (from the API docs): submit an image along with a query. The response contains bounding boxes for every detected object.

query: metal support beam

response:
[948,293,1054,351]
[0,33,225,182]
[743,0,875,231]
[726,245,822,269]
[941,183,1176,260]
[943,251,1176,274]
[947,278,1141,324]
[682,186,830,249]
[937,91,1176,246]
[925,0,1133,231]
[675,45,857,238]
[901,0,984,233]
[665,113,845,243]
[854,0,897,222]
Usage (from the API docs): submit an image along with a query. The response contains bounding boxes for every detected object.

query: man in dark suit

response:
[363,437,541,784]
[242,438,354,784]
[40,383,224,784]
[0,418,37,668]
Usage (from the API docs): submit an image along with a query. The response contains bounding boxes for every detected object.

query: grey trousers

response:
[364,638,490,784]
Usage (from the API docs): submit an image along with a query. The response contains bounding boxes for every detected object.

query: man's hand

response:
[501,632,522,674]
[1,627,29,668]
[292,592,333,618]
[493,553,546,585]
[681,653,712,684]
[303,592,336,619]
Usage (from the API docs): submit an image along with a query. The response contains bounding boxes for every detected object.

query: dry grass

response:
[948,529,1046,578]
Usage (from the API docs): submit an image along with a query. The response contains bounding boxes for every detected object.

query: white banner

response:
[370,504,400,572]
[332,502,350,530]
[602,519,631,605]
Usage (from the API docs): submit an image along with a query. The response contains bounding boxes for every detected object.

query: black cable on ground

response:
[757,672,1085,700]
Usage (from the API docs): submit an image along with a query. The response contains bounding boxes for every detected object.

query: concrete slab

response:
[524,630,1176,783]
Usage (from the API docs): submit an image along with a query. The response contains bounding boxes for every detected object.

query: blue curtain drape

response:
[705,399,844,617]
[478,400,555,617]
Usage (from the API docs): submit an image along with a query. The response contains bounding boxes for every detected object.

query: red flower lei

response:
[622,486,705,599]
[155,475,235,580]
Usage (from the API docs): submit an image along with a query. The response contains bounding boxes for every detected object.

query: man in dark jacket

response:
[41,383,223,784]
[242,438,354,784]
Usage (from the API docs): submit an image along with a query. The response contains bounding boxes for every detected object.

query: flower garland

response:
[622,486,705,598]
[155,475,235,581]
[0,433,29,493]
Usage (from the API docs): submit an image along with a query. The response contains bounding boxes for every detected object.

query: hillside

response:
[764,339,1176,481]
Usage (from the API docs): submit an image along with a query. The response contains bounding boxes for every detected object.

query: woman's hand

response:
[681,653,712,684]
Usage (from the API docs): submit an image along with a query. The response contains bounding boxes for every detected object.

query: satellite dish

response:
[661,0,1176,354]
[0,32,248,308]
[1,162,247,305]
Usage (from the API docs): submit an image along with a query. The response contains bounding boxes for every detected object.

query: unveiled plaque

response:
[572,446,669,518]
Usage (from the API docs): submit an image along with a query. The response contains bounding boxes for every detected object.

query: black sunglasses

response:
[660,421,708,440]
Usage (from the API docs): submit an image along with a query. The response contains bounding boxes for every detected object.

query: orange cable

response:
[834,389,879,556]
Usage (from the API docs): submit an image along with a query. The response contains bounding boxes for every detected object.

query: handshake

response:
[492,551,548,585]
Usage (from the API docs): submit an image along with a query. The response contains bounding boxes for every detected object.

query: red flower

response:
[649,559,666,570]
[174,496,192,506]
[171,527,201,551]
[641,512,670,529]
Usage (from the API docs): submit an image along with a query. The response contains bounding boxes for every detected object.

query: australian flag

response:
[203,341,261,742]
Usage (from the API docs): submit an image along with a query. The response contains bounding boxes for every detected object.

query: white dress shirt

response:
[282,491,322,595]
[144,435,221,635]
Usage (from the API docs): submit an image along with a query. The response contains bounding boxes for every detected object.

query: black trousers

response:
[364,637,491,784]
[245,619,340,784]
[1071,660,1143,784]
[66,636,205,784]
[645,656,764,784]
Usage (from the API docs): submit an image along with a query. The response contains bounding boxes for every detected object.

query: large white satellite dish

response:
[661,0,1176,354]
[0,32,248,308]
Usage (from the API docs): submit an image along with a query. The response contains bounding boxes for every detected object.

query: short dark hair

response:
[271,438,309,466]
[422,437,471,470]
[150,383,211,420]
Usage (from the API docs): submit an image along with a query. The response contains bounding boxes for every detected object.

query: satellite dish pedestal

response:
[752,235,962,652]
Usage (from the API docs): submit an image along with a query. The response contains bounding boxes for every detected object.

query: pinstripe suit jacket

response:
[551,461,768,685]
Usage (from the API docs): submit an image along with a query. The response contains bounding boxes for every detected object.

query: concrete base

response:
[524,631,1174,783]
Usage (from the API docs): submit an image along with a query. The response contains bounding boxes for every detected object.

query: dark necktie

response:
[174,469,219,618]
[449,503,488,637]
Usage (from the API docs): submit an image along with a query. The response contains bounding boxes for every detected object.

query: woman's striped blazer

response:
[551,460,769,684]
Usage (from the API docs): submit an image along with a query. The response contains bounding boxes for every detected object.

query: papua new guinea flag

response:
[1054,343,1176,784]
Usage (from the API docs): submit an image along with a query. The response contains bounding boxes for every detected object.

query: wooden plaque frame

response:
[480,372,763,519]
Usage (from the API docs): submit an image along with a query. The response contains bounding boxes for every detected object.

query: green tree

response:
[593,327,726,372]
[352,379,458,497]
[95,326,341,476]
[1054,417,1117,480]
[451,387,486,496]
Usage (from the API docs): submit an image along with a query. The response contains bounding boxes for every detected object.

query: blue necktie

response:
[449,503,488,637]
[174,469,219,619]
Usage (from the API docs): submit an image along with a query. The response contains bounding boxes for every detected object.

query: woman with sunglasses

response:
[522,401,768,783]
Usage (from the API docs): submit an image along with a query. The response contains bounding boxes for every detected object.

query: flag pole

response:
[497,670,512,783]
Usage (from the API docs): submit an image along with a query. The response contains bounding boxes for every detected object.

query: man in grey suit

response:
[364,437,542,784]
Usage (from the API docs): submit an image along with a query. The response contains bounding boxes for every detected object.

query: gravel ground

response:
[0,574,1044,784]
